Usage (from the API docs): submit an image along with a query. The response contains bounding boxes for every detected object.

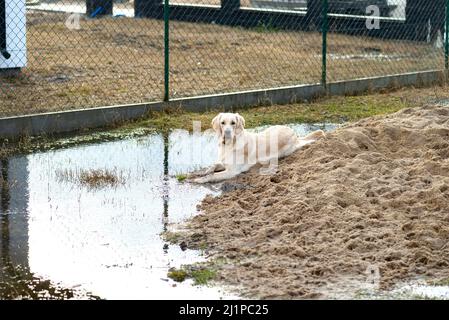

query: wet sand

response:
[180,105,449,299]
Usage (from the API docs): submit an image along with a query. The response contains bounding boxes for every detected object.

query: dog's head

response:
[211,112,245,144]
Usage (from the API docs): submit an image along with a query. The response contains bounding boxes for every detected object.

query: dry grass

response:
[56,168,127,189]
[0,11,443,118]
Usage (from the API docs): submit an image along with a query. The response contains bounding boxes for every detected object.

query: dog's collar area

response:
[222,135,241,146]
[222,137,235,145]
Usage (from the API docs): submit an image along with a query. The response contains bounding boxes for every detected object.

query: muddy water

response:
[0,123,336,299]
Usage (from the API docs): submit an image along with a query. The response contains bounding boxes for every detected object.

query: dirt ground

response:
[0,11,442,117]
[179,104,449,299]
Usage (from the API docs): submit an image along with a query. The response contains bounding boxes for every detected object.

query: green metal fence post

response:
[322,0,329,89]
[164,0,170,102]
[445,0,449,71]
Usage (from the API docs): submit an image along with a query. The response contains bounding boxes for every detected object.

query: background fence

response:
[0,0,448,118]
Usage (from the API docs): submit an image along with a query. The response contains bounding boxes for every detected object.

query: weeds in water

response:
[56,168,127,189]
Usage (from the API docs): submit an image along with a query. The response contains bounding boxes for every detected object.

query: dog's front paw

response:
[186,177,208,184]
[192,177,208,184]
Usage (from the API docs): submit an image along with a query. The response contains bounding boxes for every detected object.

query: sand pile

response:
[181,105,449,299]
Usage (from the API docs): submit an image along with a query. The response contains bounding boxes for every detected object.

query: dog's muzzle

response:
[223,130,232,144]
[224,129,232,138]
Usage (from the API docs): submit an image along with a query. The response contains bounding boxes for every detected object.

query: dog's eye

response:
[221,121,225,125]
[231,121,236,125]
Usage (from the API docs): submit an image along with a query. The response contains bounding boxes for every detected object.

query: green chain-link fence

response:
[0,0,448,117]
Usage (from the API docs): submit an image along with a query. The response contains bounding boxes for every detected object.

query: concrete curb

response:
[0,70,446,140]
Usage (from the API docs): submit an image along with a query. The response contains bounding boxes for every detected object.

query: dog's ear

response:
[235,113,245,134]
[211,113,222,135]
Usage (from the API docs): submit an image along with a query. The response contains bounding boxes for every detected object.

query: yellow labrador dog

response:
[192,112,325,183]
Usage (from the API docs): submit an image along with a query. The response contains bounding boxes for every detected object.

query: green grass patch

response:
[167,266,217,286]
[167,269,188,283]
[176,174,188,182]
[129,90,421,133]
[190,269,217,286]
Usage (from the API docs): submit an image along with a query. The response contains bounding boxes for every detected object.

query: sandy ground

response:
[180,104,449,299]
[0,11,442,117]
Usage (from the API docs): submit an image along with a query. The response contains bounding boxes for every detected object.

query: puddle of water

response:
[0,123,336,299]
[391,283,449,300]
[352,281,449,300]
[317,276,449,300]
[435,99,449,107]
